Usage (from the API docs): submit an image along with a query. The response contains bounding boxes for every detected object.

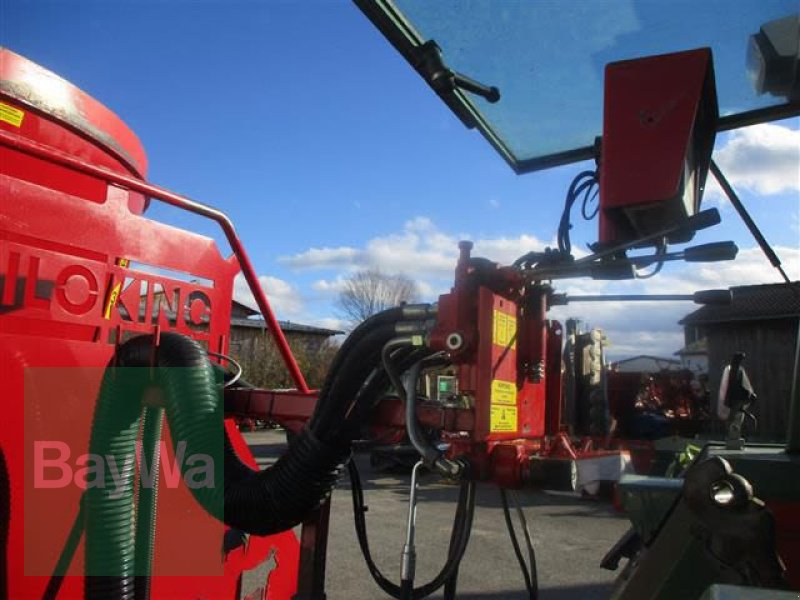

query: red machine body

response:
[425,242,579,488]
[599,48,718,246]
[0,48,296,599]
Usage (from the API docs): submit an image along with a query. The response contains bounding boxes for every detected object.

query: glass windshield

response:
[383,0,798,170]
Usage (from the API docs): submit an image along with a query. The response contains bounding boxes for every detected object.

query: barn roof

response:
[231,317,343,337]
[680,282,800,326]
[674,337,708,356]
[612,355,681,367]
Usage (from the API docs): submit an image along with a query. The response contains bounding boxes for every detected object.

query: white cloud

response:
[284,246,360,270]
[550,245,800,359]
[311,277,349,294]
[278,212,799,359]
[713,123,800,196]
[233,273,304,320]
[281,217,551,282]
[308,317,347,335]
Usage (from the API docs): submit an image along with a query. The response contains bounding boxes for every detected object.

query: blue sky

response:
[3,1,798,360]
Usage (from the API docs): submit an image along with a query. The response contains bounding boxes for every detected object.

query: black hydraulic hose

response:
[500,489,538,600]
[309,305,434,431]
[83,331,352,598]
[312,324,408,434]
[223,423,347,535]
[337,347,427,444]
[348,459,476,599]
[403,356,450,471]
[318,323,429,444]
[79,306,433,599]
[403,358,440,465]
[382,341,463,478]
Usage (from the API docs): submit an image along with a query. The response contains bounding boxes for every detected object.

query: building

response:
[610,355,682,373]
[136,291,343,387]
[228,300,342,356]
[679,281,800,441]
[674,337,709,374]
[227,300,343,389]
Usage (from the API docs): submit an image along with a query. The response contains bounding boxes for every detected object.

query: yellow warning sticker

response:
[490,405,518,432]
[491,379,517,406]
[103,285,121,319]
[492,309,517,349]
[103,258,130,319]
[0,102,24,127]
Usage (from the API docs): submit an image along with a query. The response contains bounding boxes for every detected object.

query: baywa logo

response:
[34,440,215,499]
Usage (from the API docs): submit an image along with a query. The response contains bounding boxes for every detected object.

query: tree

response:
[233,333,339,390]
[336,269,419,326]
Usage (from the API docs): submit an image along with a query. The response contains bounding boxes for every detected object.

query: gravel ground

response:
[241,429,630,600]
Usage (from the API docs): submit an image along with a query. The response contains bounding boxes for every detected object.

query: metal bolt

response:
[446,332,463,351]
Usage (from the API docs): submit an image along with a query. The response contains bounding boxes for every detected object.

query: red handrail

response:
[0,128,311,393]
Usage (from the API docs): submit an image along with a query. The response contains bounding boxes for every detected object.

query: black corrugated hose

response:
[65,305,434,599]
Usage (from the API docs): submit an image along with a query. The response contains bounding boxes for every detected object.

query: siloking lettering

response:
[0,248,212,336]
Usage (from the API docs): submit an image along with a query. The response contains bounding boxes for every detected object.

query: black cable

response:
[558,170,598,256]
[43,495,85,600]
[500,488,538,600]
[580,181,600,221]
[511,490,538,599]
[634,238,667,280]
[348,459,475,599]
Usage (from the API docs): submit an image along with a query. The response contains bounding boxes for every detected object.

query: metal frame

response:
[0,128,310,393]
[353,0,800,174]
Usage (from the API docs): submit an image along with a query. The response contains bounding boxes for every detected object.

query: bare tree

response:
[233,333,339,390]
[336,269,419,326]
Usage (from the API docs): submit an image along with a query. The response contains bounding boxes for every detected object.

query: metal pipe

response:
[710,160,791,285]
[400,460,425,600]
[571,209,721,267]
[565,294,696,303]
[0,130,310,393]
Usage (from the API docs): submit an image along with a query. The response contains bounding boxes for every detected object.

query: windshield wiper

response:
[414,40,500,104]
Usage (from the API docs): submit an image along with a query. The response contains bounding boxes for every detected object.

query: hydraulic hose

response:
[82,306,436,598]
[349,459,476,599]
[382,340,464,478]
[500,488,538,600]
[403,356,453,475]
[308,304,435,432]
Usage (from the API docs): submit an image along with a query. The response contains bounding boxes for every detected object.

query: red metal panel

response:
[0,128,310,393]
[1,48,148,178]
[599,48,717,245]
[476,288,521,441]
[545,320,564,436]
[0,140,296,598]
[516,290,548,439]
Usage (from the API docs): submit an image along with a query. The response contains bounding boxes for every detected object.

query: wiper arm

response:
[415,40,500,103]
